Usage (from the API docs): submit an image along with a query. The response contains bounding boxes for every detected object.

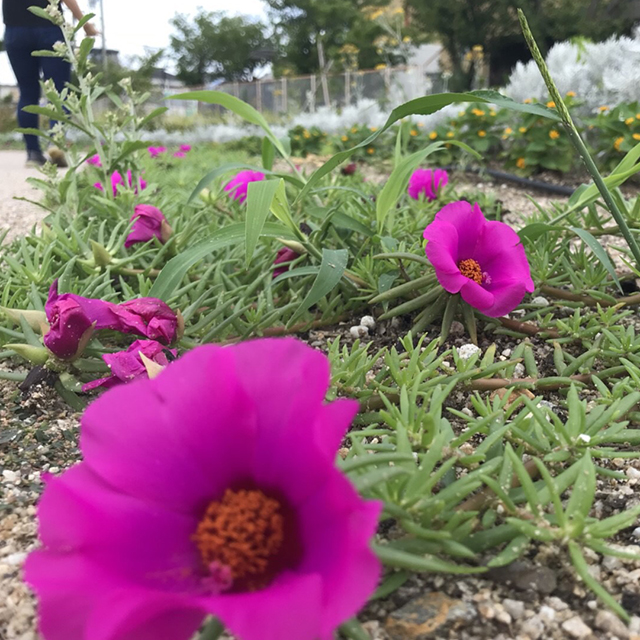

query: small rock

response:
[595,610,630,639]
[349,325,369,339]
[520,615,545,640]
[632,527,640,539]
[2,469,17,483]
[578,434,592,444]
[503,599,525,620]
[486,561,557,594]
[532,296,549,306]
[546,597,569,612]
[385,592,476,639]
[539,605,556,625]
[495,610,512,625]
[360,315,376,331]
[457,343,481,360]
[450,321,464,336]
[602,555,622,571]
[627,467,640,480]
[3,552,27,566]
[562,616,592,639]
[513,363,525,378]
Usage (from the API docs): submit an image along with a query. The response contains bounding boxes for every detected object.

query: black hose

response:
[443,165,576,196]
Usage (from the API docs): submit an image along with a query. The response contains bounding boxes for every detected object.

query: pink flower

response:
[86,154,101,167]
[45,280,179,346]
[43,298,94,360]
[124,204,172,248]
[273,247,299,278]
[173,151,186,158]
[423,201,534,317]
[82,340,176,391]
[341,162,357,176]
[25,338,382,640]
[179,144,192,153]
[224,170,266,204]
[147,146,167,158]
[94,170,147,197]
[408,168,448,201]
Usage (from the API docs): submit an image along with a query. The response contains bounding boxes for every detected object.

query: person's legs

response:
[4,26,43,154]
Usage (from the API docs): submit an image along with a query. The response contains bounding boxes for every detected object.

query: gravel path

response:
[0,151,49,243]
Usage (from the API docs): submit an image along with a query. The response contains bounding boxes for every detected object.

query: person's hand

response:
[83,22,100,37]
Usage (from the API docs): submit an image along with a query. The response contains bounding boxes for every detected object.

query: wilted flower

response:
[43,297,94,360]
[148,146,167,158]
[224,170,266,204]
[408,168,448,201]
[124,204,173,248]
[82,340,176,391]
[341,162,357,176]
[423,201,534,317]
[26,338,382,640]
[86,154,101,167]
[46,280,179,346]
[273,247,300,278]
[94,170,147,197]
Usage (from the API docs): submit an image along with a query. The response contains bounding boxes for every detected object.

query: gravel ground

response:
[0,151,50,243]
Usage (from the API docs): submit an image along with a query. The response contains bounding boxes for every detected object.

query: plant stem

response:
[518,9,640,271]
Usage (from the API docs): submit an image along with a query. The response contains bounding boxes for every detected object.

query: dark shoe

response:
[26,150,47,167]
[47,146,68,168]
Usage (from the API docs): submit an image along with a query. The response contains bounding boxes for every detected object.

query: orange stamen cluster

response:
[458,258,483,284]
[194,489,284,590]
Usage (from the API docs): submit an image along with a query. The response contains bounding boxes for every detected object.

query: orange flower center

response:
[458,258,483,284]
[194,489,285,591]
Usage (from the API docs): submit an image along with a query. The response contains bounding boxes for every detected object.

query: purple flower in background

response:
[94,170,147,197]
[224,170,266,204]
[45,280,179,346]
[173,151,186,158]
[148,146,167,158]
[273,247,300,278]
[43,298,94,360]
[423,201,534,317]
[82,340,176,391]
[25,338,381,640]
[341,162,357,176]
[124,204,173,248]
[408,168,448,201]
[86,154,101,167]
[179,144,192,152]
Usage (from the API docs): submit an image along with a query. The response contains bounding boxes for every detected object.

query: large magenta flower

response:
[25,338,382,640]
[423,201,534,317]
[408,168,448,201]
[94,170,147,197]
[82,340,176,391]
[45,281,179,346]
[125,204,173,248]
[224,170,266,204]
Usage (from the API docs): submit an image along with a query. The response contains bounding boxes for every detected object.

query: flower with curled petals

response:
[408,168,448,201]
[25,338,382,640]
[423,201,534,317]
[224,170,266,204]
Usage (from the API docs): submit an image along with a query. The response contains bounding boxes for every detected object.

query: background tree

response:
[170,10,273,85]
[405,0,638,90]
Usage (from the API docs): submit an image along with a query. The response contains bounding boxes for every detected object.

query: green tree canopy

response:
[170,10,273,85]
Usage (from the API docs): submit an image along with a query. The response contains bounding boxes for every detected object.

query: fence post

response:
[233,81,239,98]
[256,80,263,112]
[310,75,317,113]
[281,78,287,113]
[345,70,351,106]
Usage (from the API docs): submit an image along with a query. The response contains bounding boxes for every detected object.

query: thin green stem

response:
[518,9,640,271]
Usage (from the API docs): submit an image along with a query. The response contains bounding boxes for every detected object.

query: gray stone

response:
[520,615,545,640]
[594,610,629,639]
[562,616,592,639]
[503,599,526,620]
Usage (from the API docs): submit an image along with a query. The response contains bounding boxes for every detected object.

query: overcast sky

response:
[1,0,267,84]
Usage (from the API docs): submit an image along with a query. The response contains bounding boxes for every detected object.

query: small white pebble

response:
[501,348,512,357]
[461,407,474,418]
[532,296,549,306]
[578,434,591,444]
[4,552,27,566]
[2,470,17,483]
[631,527,640,539]
[349,325,369,339]
[457,343,481,360]
[513,363,525,378]
[359,315,376,330]
[626,467,640,479]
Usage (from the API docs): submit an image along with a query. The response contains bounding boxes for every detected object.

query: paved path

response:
[0,150,47,243]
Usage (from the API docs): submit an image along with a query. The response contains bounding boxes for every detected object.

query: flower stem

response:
[197,617,225,640]
[518,9,640,271]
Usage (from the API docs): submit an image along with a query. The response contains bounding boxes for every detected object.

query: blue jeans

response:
[4,25,71,152]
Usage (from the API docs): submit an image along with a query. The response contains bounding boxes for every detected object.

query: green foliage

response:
[288,125,327,157]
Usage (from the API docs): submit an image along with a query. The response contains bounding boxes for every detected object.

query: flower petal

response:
[435,201,485,259]
[459,279,495,313]
[484,281,529,317]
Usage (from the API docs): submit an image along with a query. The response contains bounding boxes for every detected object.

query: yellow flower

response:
[446,132,454,138]
[417,123,424,128]
[303,130,311,139]
[367,147,375,154]
[369,126,378,132]
[341,135,348,142]
[546,101,556,108]
[633,133,640,141]
[614,136,624,151]
[524,98,532,104]
[478,130,486,137]
[599,105,610,112]
[375,63,387,70]
[549,130,560,139]
[566,91,576,98]
[471,108,485,117]
[519,127,527,133]
[351,127,358,134]
[637,114,640,120]
[516,157,526,169]
[489,110,497,117]
[458,110,465,117]
[625,117,635,125]
[410,130,418,137]
[429,131,437,140]
[504,127,513,135]
[369,9,384,20]
[394,7,404,14]
[402,36,411,43]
